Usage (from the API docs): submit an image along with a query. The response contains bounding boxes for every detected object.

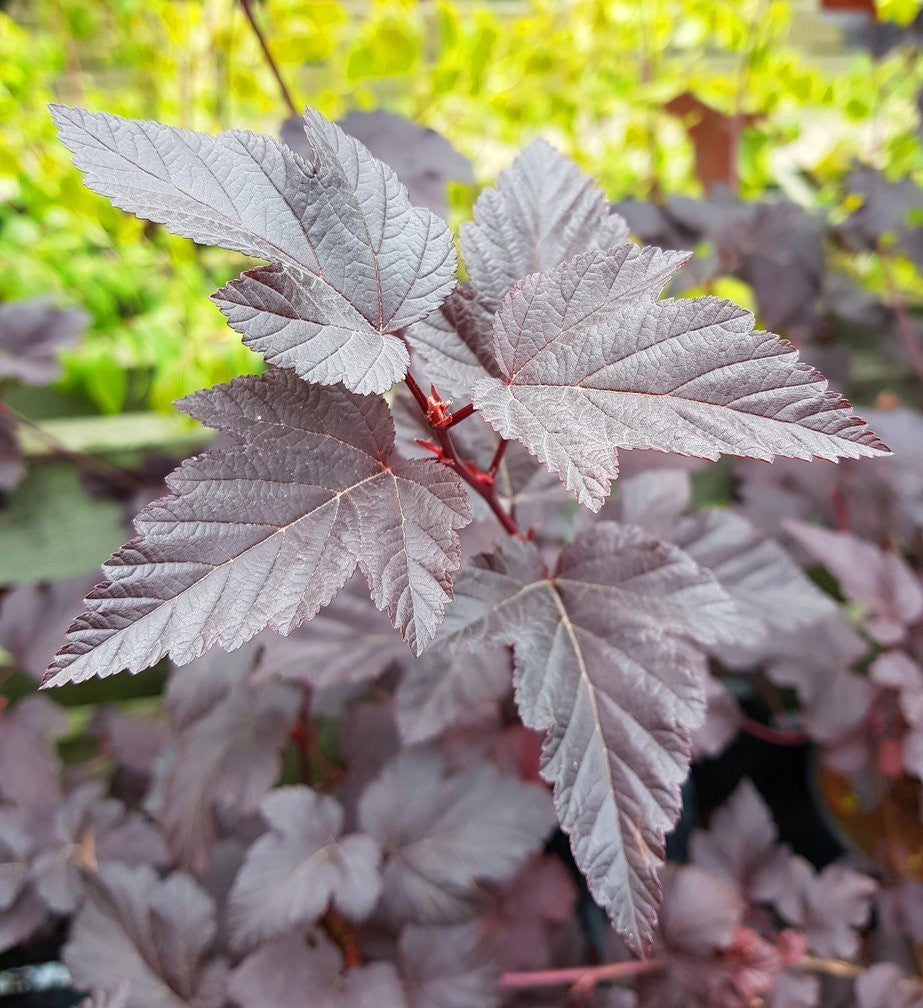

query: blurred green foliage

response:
[2,0,923,413]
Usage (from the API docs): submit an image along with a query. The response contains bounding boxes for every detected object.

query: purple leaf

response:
[358,750,554,924]
[613,471,835,653]
[438,526,737,950]
[0,696,65,810]
[255,574,406,690]
[460,140,629,313]
[691,675,742,759]
[153,645,298,871]
[856,962,923,1008]
[689,779,791,906]
[785,522,923,645]
[763,857,876,958]
[229,786,381,948]
[472,247,888,511]
[229,932,409,1008]
[0,299,86,386]
[765,972,820,1008]
[0,573,98,680]
[44,370,471,686]
[395,644,511,746]
[50,105,456,395]
[32,782,166,914]
[399,922,500,1008]
[284,109,474,217]
[64,864,228,1008]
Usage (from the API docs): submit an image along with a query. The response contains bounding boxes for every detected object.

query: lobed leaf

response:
[44,370,470,686]
[472,247,888,510]
[438,526,738,950]
[358,750,554,924]
[50,105,456,394]
[229,787,381,949]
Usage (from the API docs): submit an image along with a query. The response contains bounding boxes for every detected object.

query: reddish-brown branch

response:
[440,402,476,427]
[487,439,508,478]
[500,957,662,991]
[404,376,520,537]
[238,0,298,117]
[740,716,810,747]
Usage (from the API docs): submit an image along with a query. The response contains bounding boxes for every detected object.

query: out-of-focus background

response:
[3,0,923,416]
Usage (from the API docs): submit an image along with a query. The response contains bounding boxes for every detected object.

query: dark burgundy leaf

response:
[229,786,381,948]
[0,696,65,810]
[472,247,887,510]
[0,573,98,680]
[64,863,227,1008]
[255,573,406,690]
[785,522,923,645]
[438,527,737,950]
[403,285,500,398]
[32,782,166,914]
[51,105,456,394]
[691,676,742,759]
[613,470,835,653]
[840,167,923,269]
[689,779,790,905]
[399,922,500,1008]
[480,852,577,972]
[461,140,629,313]
[395,644,511,746]
[0,299,86,386]
[358,750,553,924]
[75,987,130,1008]
[284,109,474,217]
[763,857,876,958]
[151,645,297,871]
[0,806,51,952]
[230,932,407,1008]
[44,370,471,686]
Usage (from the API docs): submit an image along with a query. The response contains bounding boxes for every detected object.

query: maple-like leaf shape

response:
[438,525,738,950]
[460,139,630,313]
[472,247,888,510]
[406,140,629,396]
[229,786,381,949]
[50,105,456,394]
[358,750,554,924]
[44,370,470,686]
[63,864,228,1008]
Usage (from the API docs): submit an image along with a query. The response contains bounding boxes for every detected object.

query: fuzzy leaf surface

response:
[358,750,554,924]
[438,526,738,950]
[229,787,381,948]
[472,247,888,510]
[45,370,470,686]
[50,105,456,394]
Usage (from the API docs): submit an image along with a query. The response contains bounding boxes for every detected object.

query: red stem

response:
[238,0,298,116]
[404,376,520,537]
[740,716,809,747]
[501,957,662,991]
[487,439,507,478]
[441,401,476,427]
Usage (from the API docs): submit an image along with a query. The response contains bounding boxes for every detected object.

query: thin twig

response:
[487,439,507,478]
[440,402,476,428]
[501,957,662,991]
[740,716,810,747]
[0,401,142,495]
[404,375,520,537]
[237,0,298,116]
